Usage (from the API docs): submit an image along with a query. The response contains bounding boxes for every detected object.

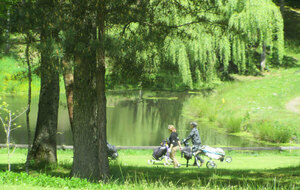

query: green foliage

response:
[0,99,26,171]
[228,0,284,67]
[252,121,293,143]
[0,56,40,95]
[0,171,95,189]
[183,67,300,144]
[220,113,243,133]
[106,0,285,90]
[0,0,287,91]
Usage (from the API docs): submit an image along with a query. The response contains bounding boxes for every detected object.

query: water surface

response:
[0,90,260,147]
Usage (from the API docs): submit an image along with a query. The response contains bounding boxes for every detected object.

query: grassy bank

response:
[0,56,40,95]
[184,65,300,145]
[0,56,66,96]
[0,149,299,189]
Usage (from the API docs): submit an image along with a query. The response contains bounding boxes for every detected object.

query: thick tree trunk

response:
[29,28,60,164]
[71,4,109,180]
[71,52,101,180]
[96,9,109,178]
[70,0,109,181]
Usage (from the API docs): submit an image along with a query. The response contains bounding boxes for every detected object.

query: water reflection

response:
[0,91,261,147]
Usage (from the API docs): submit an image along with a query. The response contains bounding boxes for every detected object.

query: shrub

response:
[252,121,293,143]
[220,114,243,133]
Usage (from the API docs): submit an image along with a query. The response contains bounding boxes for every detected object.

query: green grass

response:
[0,56,66,95]
[0,149,299,189]
[251,121,294,143]
[184,65,300,145]
[0,56,40,95]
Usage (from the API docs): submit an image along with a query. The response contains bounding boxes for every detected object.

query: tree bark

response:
[96,5,109,179]
[25,35,32,173]
[71,1,109,180]
[29,26,60,164]
[280,0,285,16]
[71,52,100,180]
[71,15,99,180]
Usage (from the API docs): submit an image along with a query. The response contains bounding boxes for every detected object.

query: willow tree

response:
[171,0,284,84]
[227,0,284,72]
[107,0,284,89]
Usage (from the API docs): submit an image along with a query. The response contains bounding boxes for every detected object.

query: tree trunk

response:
[62,58,74,131]
[280,0,285,16]
[5,8,10,54]
[25,36,32,173]
[71,2,109,180]
[96,7,109,179]
[71,52,101,180]
[260,44,266,72]
[29,27,60,164]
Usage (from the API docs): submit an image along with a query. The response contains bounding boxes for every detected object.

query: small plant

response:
[0,99,27,171]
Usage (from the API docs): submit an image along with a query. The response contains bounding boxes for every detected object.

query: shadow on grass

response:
[109,164,300,187]
[1,163,299,188]
[0,161,73,178]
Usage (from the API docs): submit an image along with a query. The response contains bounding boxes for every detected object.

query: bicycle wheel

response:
[206,160,217,169]
[148,159,154,165]
[225,156,232,163]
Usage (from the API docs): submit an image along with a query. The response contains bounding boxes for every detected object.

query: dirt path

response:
[286,97,300,114]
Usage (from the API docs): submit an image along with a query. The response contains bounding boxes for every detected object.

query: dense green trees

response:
[0,0,286,181]
[108,0,284,89]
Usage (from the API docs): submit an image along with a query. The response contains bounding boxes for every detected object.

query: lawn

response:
[183,65,300,145]
[0,148,299,189]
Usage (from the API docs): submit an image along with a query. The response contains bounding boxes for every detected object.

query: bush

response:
[220,114,243,133]
[252,121,293,143]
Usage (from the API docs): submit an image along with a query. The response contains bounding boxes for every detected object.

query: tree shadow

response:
[282,55,300,69]
[0,162,72,178]
[1,163,299,188]
[109,164,300,187]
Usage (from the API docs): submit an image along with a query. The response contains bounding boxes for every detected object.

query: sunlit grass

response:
[0,56,40,95]
[184,66,300,144]
[0,149,299,189]
[0,56,66,95]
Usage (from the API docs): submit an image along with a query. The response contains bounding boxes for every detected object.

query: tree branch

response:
[11,107,28,122]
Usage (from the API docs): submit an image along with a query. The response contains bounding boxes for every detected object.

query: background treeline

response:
[0,0,290,91]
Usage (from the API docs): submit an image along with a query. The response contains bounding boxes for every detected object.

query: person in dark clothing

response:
[168,124,182,168]
[182,122,204,166]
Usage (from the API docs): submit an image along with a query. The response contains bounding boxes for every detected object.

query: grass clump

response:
[252,121,293,143]
[220,113,243,133]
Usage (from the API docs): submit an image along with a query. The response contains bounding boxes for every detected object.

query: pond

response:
[0,90,261,147]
